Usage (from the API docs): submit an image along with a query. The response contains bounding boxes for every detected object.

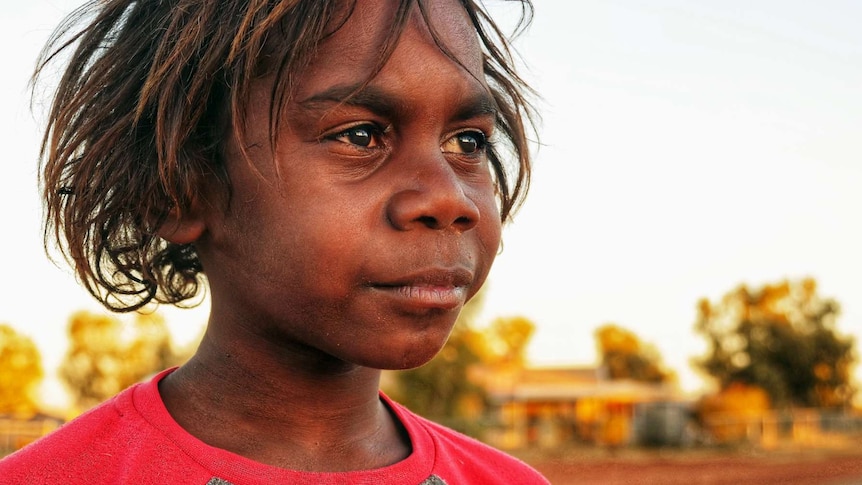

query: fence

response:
[0,417,62,457]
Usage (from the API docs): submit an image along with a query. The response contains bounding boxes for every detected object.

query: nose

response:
[385,155,481,232]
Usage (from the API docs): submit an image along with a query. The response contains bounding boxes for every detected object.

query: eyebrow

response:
[296,82,498,122]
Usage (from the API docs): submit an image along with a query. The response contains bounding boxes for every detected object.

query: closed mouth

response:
[370,268,473,311]
[373,267,473,289]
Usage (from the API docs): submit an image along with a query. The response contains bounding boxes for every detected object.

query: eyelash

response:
[327,123,388,149]
[442,130,488,156]
[324,123,491,157]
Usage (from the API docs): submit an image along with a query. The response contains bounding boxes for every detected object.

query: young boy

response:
[1,0,547,483]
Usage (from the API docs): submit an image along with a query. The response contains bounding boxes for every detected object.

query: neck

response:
[159,325,410,472]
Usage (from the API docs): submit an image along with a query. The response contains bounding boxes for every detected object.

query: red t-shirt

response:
[0,369,548,484]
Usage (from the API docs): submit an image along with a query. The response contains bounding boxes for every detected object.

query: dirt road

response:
[521,448,862,485]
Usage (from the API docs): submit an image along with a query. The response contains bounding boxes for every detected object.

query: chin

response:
[367,333,452,371]
[333,310,459,370]
[391,350,443,371]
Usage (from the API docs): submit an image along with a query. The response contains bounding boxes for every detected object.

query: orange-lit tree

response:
[0,324,44,416]
[694,278,855,408]
[473,315,535,370]
[695,382,771,444]
[60,311,186,411]
[595,324,672,383]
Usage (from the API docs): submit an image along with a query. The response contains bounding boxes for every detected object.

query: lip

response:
[370,268,473,311]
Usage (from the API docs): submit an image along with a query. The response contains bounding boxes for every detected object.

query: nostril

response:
[416,215,439,229]
[453,215,474,228]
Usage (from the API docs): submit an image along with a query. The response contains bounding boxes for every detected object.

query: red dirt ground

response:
[519,448,862,485]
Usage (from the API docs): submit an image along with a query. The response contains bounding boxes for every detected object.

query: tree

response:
[0,324,43,416]
[60,310,186,411]
[695,382,771,444]
[694,278,855,408]
[595,323,672,383]
[470,315,536,369]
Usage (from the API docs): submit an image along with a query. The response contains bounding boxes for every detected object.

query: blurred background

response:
[2,1,861,483]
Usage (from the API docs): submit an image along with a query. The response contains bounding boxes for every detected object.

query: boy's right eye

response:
[329,124,383,148]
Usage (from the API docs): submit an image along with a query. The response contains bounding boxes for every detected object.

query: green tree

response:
[60,310,185,411]
[0,324,43,416]
[595,323,672,383]
[694,278,855,408]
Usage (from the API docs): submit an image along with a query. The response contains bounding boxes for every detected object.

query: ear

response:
[157,205,206,244]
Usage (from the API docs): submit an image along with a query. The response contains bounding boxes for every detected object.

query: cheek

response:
[482,221,503,274]
[480,186,503,247]
[474,193,503,280]
[275,199,374,290]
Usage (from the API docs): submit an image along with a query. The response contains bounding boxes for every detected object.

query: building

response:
[477,365,688,449]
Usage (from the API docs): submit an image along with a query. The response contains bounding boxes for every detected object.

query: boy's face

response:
[197,0,502,370]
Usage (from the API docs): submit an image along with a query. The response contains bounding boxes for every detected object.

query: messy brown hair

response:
[34,0,537,312]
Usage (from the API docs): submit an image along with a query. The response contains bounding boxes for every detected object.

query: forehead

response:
[301,0,484,91]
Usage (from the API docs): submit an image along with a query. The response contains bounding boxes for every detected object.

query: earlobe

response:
[157,207,206,244]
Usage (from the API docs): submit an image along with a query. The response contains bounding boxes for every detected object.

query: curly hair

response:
[34,0,537,312]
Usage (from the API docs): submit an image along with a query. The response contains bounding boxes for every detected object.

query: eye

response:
[442,130,487,155]
[329,124,384,148]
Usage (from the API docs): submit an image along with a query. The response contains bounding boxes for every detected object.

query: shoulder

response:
[0,370,208,484]
[417,413,549,482]
[383,395,550,484]
[0,389,132,482]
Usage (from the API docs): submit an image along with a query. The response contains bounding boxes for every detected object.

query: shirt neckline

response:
[130,367,436,484]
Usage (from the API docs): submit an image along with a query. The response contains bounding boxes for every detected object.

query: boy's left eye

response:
[442,131,487,155]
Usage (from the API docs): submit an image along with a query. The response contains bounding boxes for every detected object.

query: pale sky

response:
[2,1,861,407]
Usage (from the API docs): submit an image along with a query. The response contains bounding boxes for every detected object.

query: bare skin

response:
[158,0,502,473]
[160,330,409,471]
